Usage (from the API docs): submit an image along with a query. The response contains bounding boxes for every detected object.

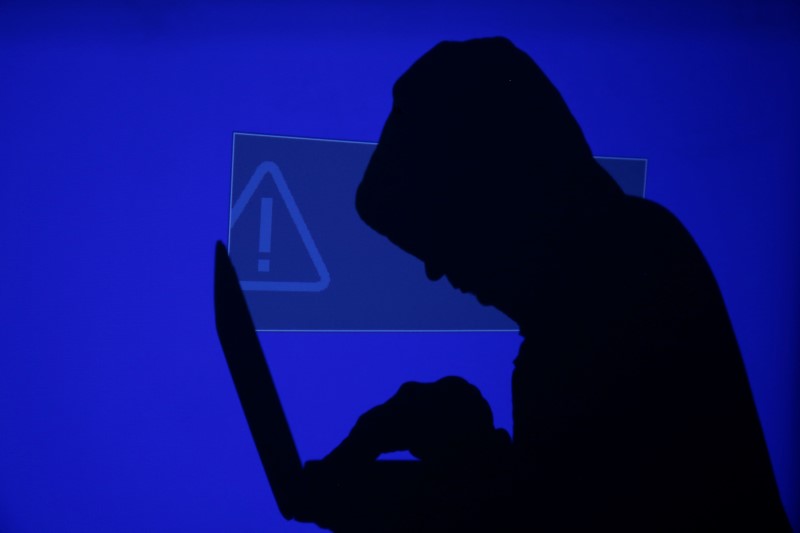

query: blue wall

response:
[1,1,797,530]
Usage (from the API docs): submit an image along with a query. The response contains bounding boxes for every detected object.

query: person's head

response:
[356,37,621,315]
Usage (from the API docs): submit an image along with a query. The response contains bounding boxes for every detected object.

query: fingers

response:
[324,376,501,465]
[323,398,415,464]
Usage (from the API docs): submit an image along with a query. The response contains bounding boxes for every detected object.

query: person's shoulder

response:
[618,196,681,227]
[616,196,723,303]
[616,196,698,252]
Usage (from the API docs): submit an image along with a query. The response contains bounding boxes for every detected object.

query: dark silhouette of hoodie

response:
[314,37,791,532]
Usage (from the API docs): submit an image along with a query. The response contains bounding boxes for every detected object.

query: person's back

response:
[510,195,790,530]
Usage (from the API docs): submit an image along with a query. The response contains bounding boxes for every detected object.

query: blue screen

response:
[1,1,797,531]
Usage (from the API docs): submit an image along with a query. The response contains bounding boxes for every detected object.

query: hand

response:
[324,376,511,466]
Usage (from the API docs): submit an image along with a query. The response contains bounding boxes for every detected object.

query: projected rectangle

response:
[228,133,647,331]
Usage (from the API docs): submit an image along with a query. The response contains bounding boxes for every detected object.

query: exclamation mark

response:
[258,197,273,272]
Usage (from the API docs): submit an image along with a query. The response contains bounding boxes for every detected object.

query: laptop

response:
[214,240,305,519]
[214,241,431,529]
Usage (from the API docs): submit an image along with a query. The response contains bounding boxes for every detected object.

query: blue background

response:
[1,1,797,531]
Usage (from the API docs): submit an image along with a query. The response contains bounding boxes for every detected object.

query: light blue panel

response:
[228,133,647,331]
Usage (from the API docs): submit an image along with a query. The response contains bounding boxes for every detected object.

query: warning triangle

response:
[229,161,330,292]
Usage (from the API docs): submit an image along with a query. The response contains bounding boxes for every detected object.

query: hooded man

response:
[311,37,789,532]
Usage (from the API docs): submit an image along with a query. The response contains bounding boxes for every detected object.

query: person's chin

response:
[449,280,492,307]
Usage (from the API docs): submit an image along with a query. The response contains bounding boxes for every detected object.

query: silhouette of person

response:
[301,37,791,531]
